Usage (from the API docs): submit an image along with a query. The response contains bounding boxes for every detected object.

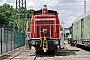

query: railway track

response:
[9,51,23,60]
[5,47,37,60]
[3,43,90,60]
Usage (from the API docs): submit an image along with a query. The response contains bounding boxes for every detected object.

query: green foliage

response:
[15,8,34,31]
[0,3,35,31]
[0,3,15,27]
[19,18,27,31]
[0,13,8,26]
[60,25,63,31]
[27,9,35,18]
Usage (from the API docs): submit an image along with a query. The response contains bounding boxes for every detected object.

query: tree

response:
[0,3,35,31]
[60,25,63,31]
[0,3,15,27]
[27,9,35,18]
[0,13,8,26]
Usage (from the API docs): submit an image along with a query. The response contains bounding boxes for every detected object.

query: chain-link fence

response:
[0,27,25,55]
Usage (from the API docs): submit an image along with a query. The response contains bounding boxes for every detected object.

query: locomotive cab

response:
[30,7,63,52]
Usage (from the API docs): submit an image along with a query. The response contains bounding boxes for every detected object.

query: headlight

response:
[31,40,35,45]
[53,40,59,45]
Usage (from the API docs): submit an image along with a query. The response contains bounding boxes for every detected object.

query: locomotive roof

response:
[33,9,57,15]
[73,10,90,23]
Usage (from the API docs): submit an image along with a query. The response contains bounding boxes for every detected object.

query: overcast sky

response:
[0,0,90,28]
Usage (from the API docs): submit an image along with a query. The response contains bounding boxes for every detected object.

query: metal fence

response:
[0,27,25,55]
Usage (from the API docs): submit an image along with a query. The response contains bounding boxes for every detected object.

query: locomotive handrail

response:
[30,24,60,26]
[30,24,60,39]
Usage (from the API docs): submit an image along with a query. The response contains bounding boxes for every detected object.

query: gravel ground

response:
[2,42,90,60]
[54,43,90,60]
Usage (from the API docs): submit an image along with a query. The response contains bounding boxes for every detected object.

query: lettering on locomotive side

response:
[35,18,56,21]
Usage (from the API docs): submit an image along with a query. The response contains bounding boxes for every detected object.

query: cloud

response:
[26,0,36,9]
[59,10,73,16]
[63,16,77,28]
[26,0,59,10]
[86,0,90,11]
[0,0,3,2]
[47,0,59,6]
[7,0,15,3]
[0,0,7,5]
[68,16,77,23]
[59,0,78,3]
[8,2,15,8]
[0,0,15,8]
[59,10,73,20]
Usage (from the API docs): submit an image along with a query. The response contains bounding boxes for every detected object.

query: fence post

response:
[17,31,18,48]
[6,28,8,52]
[1,28,2,54]
[11,29,12,51]
[14,29,15,49]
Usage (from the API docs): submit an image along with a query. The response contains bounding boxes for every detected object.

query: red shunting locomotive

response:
[30,6,61,52]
